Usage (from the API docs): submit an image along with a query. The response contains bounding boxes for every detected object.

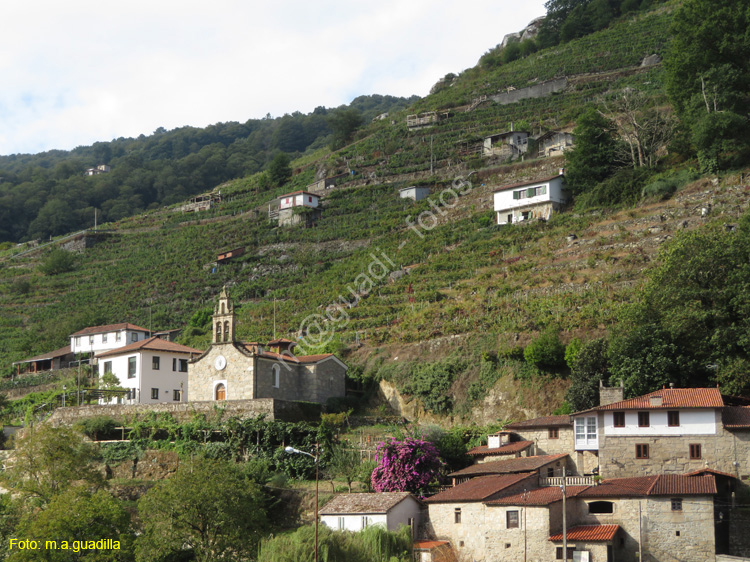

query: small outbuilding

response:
[399,186,430,201]
[319,492,422,536]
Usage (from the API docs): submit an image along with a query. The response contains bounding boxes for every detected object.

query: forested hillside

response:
[1,0,749,423]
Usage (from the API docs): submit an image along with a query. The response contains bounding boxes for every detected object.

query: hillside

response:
[2,3,750,423]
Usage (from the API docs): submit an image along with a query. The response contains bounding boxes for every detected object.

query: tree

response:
[327,108,364,150]
[371,437,442,495]
[664,0,750,170]
[326,444,361,493]
[267,153,292,187]
[38,248,76,276]
[9,488,135,562]
[565,108,621,194]
[565,338,610,411]
[0,426,104,505]
[136,458,269,562]
[524,328,566,370]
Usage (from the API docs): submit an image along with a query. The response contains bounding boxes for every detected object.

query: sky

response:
[0,1,547,156]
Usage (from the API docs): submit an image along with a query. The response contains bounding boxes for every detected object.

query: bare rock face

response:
[501,16,545,48]
[641,54,662,67]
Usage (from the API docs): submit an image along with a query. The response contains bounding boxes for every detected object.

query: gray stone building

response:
[188,288,347,404]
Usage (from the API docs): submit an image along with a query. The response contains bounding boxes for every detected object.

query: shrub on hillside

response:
[524,329,566,370]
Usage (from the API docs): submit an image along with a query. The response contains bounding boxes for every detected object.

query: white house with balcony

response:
[70,323,151,356]
[492,173,566,225]
[96,336,201,404]
[319,492,422,535]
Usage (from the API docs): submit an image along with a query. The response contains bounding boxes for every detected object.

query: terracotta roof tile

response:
[319,492,416,515]
[594,388,725,411]
[13,345,72,365]
[549,525,620,542]
[467,441,533,457]
[506,415,572,429]
[487,486,589,506]
[424,473,536,503]
[96,336,202,358]
[70,323,150,337]
[448,454,568,478]
[255,350,336,364]
[413,541,449,550]
[578,474,717,497]
[723,407,750,428]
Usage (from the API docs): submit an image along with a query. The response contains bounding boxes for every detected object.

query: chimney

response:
[599,379,625,406]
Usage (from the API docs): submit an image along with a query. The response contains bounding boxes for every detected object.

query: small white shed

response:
[399,186,430,201]
[319,492,422,535]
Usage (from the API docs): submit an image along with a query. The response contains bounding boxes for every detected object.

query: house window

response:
[549,428,559,439]
[556,547,575,560]
[116,332,121,342]
[689,444,702,459]
[75,336,81,346]
[638,412,650,427]
[308,196,313,203]
[131,333,138,342]
[173,390,181,401]
[454,508,461,524]
[151,388,159,400]
[128,357,136,378]
[636,444,650,459]
[361,516,370,528]
[102,333,108,343]
[588,501,614,514]
[172,358,177,371]
[338,517,345,530]
[671,498,683,511]
[613,411,625,428]
[103,361,112,374]
[89,336,95,345]
[152,356,160,370]
[668,411,680,427]
[178,359,188,372]
[272,364,280,388]
[506,510,519,529]
[587,417,597,440]
[547,467,555,478]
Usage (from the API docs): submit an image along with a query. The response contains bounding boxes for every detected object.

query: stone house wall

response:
[513,428,575,460]
[188,343,256,401]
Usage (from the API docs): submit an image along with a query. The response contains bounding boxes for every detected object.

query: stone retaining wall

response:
[45,398,321,426]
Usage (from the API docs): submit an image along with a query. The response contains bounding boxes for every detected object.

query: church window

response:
[216,323,223,343]
[272,364,280,388]
[224,321,230,340]
[215,383,226,400]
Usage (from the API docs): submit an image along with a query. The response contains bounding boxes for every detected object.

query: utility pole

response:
[638,500,644,561]
[562,472,568,561]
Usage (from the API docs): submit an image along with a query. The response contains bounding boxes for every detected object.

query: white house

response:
[96,336,202,404]
[319,492,422,536]
[70,323,151,355]
[278,190,320,210]
[399,186,430,201]
[493,173,566,225]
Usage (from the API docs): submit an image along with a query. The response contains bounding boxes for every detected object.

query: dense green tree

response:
[524,328,566,370]
[565,338,610,411]
[9,488,135,562]
[664,0,750,170]
[565,108,621,193]
[136,458,268,562]
[267,152,292,188]
[327,108,364,150]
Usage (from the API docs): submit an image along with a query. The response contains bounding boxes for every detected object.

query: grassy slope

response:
[4,6,746,421]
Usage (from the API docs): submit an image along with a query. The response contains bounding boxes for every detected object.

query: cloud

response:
[0,0,546,155]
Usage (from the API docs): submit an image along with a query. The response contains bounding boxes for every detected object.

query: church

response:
[188,288,348,404]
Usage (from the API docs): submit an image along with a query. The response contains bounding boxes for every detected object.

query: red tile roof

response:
[467,441,533,457]
[492,174,563,193]
[279,190,319,198]
[254,349,336,364]
[487,486,590,506]
[684,468,737,479]
[319,492,417,515]
[13,345,72,365]
[549,525,620,542]
[723,407,750,428]
[578,474,717,498]
[70,323,150,337]
[593,388,725,411]
[448,454,568,478]
[424,473,536,503]
[96,336,202,358]
[506,415,572,429]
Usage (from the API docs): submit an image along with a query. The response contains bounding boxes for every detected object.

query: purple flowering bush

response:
[371,437,442,495]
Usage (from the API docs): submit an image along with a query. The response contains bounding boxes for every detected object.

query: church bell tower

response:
[212,287,235,344]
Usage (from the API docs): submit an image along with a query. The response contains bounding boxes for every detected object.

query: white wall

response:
[279,193,319,210]
[99,350,189,404]
[320,513,388,532]
[493,176,565,223]
[72,328,148,354]
[603,409,717,436]
[320,498,420,533]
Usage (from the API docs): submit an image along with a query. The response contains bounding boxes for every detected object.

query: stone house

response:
[492,173,567,225]
[187,288,347,404]
[96,336,202,404]
[448,454,572,486]
[466,432,533,464]
[319,492,422,536]
[505,415,574,457]
[570,387,750,480]
[482,131,529,159]
[536,130,575,158]
[413,540,456,562]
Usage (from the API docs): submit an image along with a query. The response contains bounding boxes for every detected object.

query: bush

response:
[38,249,76,275]
[524,329,566,370]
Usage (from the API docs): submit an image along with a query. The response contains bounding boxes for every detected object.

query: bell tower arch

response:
[212,287,235,344]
